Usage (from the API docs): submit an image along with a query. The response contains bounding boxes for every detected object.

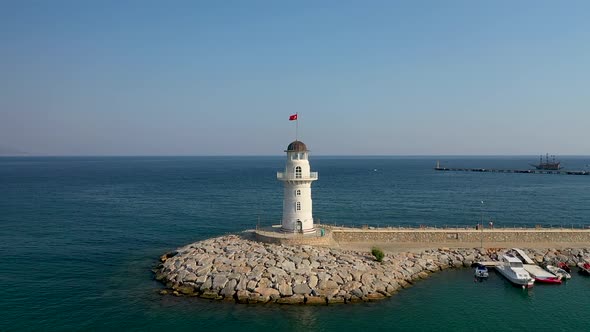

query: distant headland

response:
[0,145,29,156]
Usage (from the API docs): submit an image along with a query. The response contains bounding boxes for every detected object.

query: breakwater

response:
[154,234,590,304]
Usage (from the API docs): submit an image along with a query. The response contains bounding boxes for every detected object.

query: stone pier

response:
[154,229,590,304]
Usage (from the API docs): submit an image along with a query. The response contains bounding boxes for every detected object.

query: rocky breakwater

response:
[154,235,590,305]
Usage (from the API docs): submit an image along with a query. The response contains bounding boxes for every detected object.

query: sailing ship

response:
[530,153,562,170]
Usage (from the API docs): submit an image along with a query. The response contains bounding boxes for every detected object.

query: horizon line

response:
[1,154,590,158]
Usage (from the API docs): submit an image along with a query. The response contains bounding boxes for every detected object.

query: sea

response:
[1,156,589,331]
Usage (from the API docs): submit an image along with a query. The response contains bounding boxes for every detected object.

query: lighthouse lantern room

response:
[276,140,318,234]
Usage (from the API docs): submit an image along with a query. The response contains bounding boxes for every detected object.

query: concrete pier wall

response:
[330,228,590,244]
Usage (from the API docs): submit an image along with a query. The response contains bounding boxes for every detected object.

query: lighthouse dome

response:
[286,140,308,152]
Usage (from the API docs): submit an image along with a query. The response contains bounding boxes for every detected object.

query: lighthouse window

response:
[295,166,302,178]
[296,202,301,211]
[295,189,301,196]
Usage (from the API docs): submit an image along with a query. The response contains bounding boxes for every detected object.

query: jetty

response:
[155,226,590,304]
[434,163,589,176]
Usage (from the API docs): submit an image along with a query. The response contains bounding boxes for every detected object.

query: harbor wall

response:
[330,228,590,244]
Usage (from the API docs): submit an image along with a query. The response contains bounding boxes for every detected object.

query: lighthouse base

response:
[254,225,332,246]
[280,226,316,235]
[280,218,315,235]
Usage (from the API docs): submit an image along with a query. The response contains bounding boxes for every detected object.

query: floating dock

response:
[523,264,557,279]
[477,261,501,267]
[434,163,589,176]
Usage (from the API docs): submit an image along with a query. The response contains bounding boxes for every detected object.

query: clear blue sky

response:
[1,1,589,155]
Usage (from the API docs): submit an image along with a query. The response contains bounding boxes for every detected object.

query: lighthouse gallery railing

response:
[277,172,318,180]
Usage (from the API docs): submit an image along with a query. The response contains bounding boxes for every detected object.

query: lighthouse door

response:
[296,220,303,233]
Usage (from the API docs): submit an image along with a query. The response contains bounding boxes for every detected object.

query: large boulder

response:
[236,290,250,304]
[281,260,296,272]
[292,283,312,295]
[278,281,293,297]
[318,280,339,290]
[221,279,237,298]
[255,287,280,299]
[212,275,229,289]
[276,294,305,304]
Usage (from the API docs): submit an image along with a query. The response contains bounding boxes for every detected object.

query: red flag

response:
[289,113,298,121]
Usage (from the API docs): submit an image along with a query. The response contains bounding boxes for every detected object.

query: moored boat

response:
[545,265,571,280]
[474,264,489,278]
[495,255,535,288]
[578,262,590,275]
[557,262,571,273]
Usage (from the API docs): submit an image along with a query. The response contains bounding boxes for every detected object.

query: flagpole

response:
[296,113,298,141]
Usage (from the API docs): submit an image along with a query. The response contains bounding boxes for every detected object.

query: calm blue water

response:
[1,156,589,331]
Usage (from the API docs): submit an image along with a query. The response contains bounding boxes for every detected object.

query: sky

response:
[1,0,589,156]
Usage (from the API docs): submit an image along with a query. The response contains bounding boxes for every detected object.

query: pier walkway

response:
[254,223,590,252]
[322,225,590,253]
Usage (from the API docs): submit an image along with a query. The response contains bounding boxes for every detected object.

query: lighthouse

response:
[277,140,318,234]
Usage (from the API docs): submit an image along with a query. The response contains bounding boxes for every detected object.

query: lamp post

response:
[480,200,484,248]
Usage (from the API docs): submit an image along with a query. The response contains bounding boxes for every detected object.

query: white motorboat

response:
[545,265,571,280]
[495,255,535,288]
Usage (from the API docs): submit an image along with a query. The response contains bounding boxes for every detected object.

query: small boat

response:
[545,265,571,280]
[523,264,562,284]
[578,262,590,275]
[474,264,489,278]
[557,262,571,273]
[495,255,535,288]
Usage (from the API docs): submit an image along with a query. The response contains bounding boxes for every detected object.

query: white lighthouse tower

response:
[277,140,318,234]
